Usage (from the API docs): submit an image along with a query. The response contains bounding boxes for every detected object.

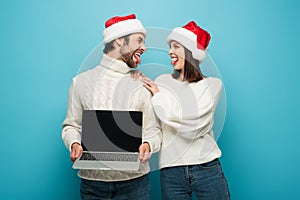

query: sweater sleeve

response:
[151,91,183,130]
[62,78,83,152]
[151,79,221,140]
[139,88,162,153]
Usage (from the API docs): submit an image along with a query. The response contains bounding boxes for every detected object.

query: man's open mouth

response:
[133,50,143,64]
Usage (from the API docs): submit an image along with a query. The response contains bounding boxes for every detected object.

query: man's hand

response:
[139,142,151,163]
[70,142,83,163]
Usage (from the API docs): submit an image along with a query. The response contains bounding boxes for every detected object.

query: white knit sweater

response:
[151,74,222,169]
[62,54,162,181]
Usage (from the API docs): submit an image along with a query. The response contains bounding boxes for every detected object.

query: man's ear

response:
[115,38,124,47]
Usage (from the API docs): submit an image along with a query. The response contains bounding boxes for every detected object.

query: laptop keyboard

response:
[80,152,138,162]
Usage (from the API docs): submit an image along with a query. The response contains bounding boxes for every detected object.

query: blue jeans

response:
[160,159,230,200]
[80,174,150,200]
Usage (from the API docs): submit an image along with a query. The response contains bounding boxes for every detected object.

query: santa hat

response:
[167,21,211,61]
[103,14,147,45]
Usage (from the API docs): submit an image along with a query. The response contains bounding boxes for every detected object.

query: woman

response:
[142,21,230,199]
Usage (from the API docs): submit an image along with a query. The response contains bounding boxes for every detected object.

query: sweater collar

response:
[99,54,131,74]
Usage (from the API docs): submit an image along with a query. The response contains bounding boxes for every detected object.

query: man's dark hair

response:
[103,35,130,54]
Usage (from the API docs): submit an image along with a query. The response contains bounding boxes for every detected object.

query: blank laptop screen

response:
[82,110,143,153]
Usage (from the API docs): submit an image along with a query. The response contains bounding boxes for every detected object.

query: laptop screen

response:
[82,110,143,152]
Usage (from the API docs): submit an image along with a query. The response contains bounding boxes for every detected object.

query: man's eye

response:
[138,38,144,44]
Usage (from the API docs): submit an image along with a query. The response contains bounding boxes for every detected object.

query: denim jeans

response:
[160,159,230,200]
[80,174,150,200]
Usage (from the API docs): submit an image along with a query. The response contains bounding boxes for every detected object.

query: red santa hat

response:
[167,21,211,61]
[103,14,147,44]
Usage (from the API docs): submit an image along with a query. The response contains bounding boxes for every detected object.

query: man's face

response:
[119,33,146,68]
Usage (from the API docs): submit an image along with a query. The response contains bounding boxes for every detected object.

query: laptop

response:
[73,110,143,171]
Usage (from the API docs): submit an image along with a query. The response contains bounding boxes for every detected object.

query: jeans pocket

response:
[198,159,220,169]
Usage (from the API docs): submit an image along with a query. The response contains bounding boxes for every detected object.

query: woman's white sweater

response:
[151,74,222,169]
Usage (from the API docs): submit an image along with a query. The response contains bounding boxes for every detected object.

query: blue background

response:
[1,0,299,199]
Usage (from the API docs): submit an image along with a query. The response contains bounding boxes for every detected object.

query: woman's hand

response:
[142,77,159,96]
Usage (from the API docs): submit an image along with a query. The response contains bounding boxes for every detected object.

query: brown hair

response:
[172,47,205,82]
[103,35,130,54]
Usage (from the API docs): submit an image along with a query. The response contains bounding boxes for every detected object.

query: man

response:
[62,14,162,199]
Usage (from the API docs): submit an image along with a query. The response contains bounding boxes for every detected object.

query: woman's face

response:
[169,40,185,71]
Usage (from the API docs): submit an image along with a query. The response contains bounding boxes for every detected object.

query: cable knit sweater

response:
[62,54,162,181]
[151,74,222,169]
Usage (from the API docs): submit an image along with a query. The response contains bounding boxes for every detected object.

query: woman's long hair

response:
[172,47,205,82]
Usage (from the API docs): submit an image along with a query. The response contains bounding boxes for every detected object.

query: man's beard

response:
[119,44,138,68]
[120,51,137,68]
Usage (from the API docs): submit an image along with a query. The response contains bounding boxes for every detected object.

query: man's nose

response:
[141,43,146,53]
